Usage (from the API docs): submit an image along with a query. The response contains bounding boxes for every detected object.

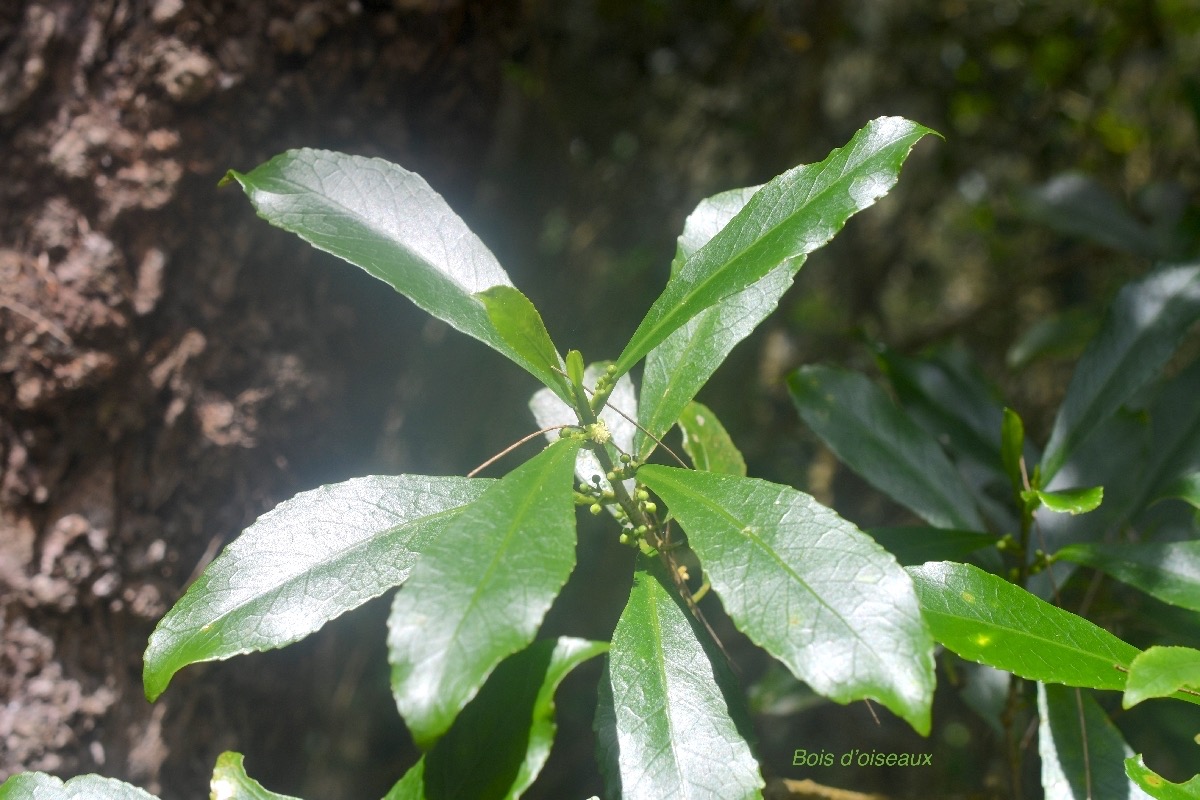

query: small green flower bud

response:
[606,471,617,482]
[636,489,649,502]
[619,533,630,545]
[620,453,631,463]
[589,503,603,516]
[643,502,657,514]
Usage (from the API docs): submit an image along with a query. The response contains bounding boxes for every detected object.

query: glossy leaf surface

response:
[1038,684,1151,800]
[638,466,935,734]
[616,117,936,377]
[602,558,763,800]
[789,365,985,530]
[477,286,568,398]
[223,150,567,397]
[0,774,158,800]
[388,439,581,748]
[678,401,747,476]
[1125,756,1200,799]
[1124,646,1200,708]
[1155,473,1200,510]
[635,185,788,458]
[388,638,608,800]
[1042,262,1200,483]
[144,475,490,700]
[210,752,301,800]
[1028,486,1104,515]
[1054,541,1200,612]
[908,561,1138,689]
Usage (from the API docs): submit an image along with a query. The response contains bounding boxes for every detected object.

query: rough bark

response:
[0,1,514,796]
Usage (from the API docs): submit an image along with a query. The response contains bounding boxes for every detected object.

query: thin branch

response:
[467,425,573,478]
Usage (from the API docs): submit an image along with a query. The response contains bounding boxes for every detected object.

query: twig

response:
[467,425,573,478]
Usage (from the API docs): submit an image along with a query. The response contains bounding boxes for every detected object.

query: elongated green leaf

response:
[0,774,158,800]
[1017,172,1167,258]
[638,466,935,734]
[210,752,301,800]
[529,361,636,496]
[1136,358,1200,511]
[866,526,998,567]
[1028,486,1105,515]
[1124,646,1200,708]
[222,150,568,399]
[1126,755,1200,799]
[1038,684,1151,800]
[1155,473,1200,510]
[603,558,763,800]
[477,286,568,397]
[1006,309,1100,369]
[635,186,787,458]
[1055,541,1200,612]
[788,365,985,531]
[143,475,490,701]
[907,561,1139,689]
[383,761,425,800]
[678,401,747,476]
[1001,408,1025,495]
[1042,262,1200,483]
[388,439,581,748]
[615,117,936,376]
[391,638,608,800]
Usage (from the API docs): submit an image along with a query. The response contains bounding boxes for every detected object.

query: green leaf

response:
[1042,262,1200,484]
[788,365,986,531]
[529,361,636,495]
[143,475,490,701]
[866,526,998,567]
[1026,486,1105,515]
[1124,646,1200,708]
[388,438,581,748]
[391,638,608,800]
[476,286,568,398]
[1126,755,1200,799]
[637,466,935,734]
[382,760,425,800]
[1017,172,1166,258]
[1006,308,1099,370]
[1134,359,1200,512]
[1155,472,1200,510]
[678,401,747,476]
[0,774,159,800]
[602,557,763,800]
[1001,407,1026,496]
[210,752,302,800]
[1054,541,1200,612]
[615,117,936,377]
[1038,684,1151,800]
[907,561,1139,690]
[222,150,566,398]
[635,186,786,458]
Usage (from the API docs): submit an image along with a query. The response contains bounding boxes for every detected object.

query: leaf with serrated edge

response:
[1125,755,1200,799]
[616,117,936,377]
[1055,541,1200,612]
[678,401,747,476]
[529,361,636,497]
[1043,262,1200,484]
[1038,684,1152,800]
[222,150,569,399]
[1123,646,1200,708]
[604,558,763,800]
[143,475,491,701]
[638,466,935,734]
[210,752,301,800]
[0,773,159,800]
[789,365,985,531]
[908,561,1139,689]
[635,185,779,457]
[388,439,581,748]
